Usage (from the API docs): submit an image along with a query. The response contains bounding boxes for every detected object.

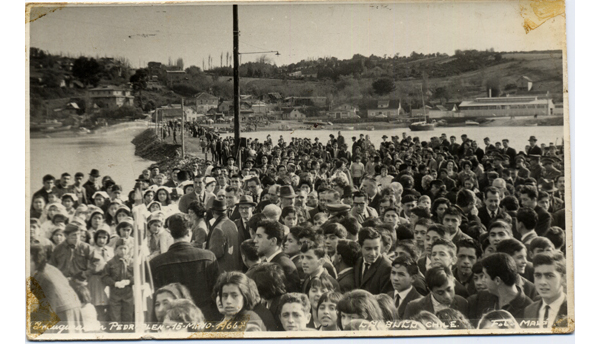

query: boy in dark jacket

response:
[102,238,134,325]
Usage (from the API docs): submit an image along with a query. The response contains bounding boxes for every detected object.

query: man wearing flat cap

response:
[50,222,96,279]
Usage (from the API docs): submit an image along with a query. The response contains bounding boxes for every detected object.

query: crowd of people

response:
[28,130,569,335]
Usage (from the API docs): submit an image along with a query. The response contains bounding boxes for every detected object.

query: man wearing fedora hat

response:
[527,136,543,156]
[235,195,256,242]
[279,185,296,209]
[83,169,101,202]
[206,199,242,272]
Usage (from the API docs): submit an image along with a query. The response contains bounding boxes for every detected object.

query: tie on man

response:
[395,294,401,308]
[362,262,371,283]
[543,305,551,328]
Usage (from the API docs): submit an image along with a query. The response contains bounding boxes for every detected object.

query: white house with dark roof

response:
[366,99,402,118]
[193,92,219,114]
[326,104,359,119]
[88,85,134,108]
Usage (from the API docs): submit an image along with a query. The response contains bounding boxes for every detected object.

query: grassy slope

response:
[217,52,563,102]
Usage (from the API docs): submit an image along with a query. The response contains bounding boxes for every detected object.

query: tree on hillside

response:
[172,84,200,97]
[72,57,102,87]
[485,77,502,97]
[372,78,396,96]
[433,87,449,102]
[176,58,184,70]
[130,68,148,108]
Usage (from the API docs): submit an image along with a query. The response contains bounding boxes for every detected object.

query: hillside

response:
[28,48,564,120]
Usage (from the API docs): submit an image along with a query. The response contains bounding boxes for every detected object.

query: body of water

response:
[28,122,565,197]
[29,122,152,196]
[222,125,566,153]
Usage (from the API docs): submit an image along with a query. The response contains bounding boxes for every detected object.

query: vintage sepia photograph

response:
[25,0,573,340]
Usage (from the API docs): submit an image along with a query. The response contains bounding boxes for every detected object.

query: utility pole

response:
[233,5,241,168]
[181,98,185,155]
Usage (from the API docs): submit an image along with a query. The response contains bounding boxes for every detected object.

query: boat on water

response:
[40,125,72,133]
[465,120,480,126]
[409,121,435,131]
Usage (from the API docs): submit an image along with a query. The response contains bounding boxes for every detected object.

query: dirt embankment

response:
[131,129,197,171]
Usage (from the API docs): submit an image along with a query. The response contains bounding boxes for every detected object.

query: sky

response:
[28,1,566,69]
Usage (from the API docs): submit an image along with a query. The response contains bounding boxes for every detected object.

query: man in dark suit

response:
[527,136,543,156]
[82,169,101,204]
[522,252,569,328]
[360,177,383,212]
[472,141,485,162]
[404,266,468,319]
[519,185,552,236]
[472,253,533,323]
[150,214,221,321]
[205,200,242,272]
[354,228,393,295]
[224,186,242,221]
[502,139,517,166]
[234,195,256,242]
[477,186,505,230]
[178,175,215,213]
[449,136,460,156]
[33,174,58,204]
[388,256,424,319]
[335,240,361,293]
[254,220,300,292]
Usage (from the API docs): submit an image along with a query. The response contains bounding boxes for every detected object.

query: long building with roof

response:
[458,96,556,117]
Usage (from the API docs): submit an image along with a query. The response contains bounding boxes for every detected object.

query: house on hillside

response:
[218,100,233,114]
[366,99,402,118]
[326,104,359,119]
[148,61,162,69]
[263,92,283,103]
[194,92,219,114]
[282,108,306,120]
[166,70,187,86]
[88,85,134,108]
[156,104,197,121]
[217,101,253,115]
[252,101,269,114]
[516,76,534,91]
[62,102,80,116]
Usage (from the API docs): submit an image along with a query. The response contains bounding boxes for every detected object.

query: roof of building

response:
[459,96,550,107]
[89,85,128,91]
[518,76,533,82]
[194,92,218,100]
[366,99,401,110]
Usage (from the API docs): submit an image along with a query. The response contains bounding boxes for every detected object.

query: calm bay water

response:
[29,122,565,197]
[29,122,152,196]
[223,125,566,153]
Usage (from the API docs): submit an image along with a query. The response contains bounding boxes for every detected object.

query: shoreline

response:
[209,116,564,133]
